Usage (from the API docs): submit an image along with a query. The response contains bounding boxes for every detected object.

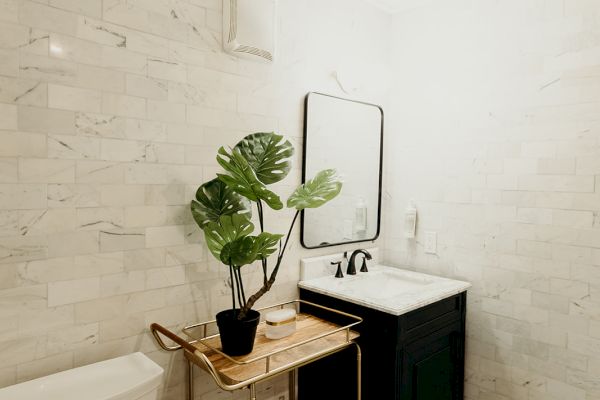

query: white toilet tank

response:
[0,352,163,400]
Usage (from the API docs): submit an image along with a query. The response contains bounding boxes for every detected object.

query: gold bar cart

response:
[151,300,362,400]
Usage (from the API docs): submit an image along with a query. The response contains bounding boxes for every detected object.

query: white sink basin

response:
[298,264,470,316]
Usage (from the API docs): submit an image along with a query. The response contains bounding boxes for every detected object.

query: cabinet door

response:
[400,321,464,400]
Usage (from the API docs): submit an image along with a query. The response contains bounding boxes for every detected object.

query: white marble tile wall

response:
[0,1,389,398]
[385,1,600,400]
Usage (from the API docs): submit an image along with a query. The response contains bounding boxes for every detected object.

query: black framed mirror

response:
[301,92,384,249]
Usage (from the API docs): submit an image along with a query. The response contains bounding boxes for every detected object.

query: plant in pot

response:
[190,132,342,356]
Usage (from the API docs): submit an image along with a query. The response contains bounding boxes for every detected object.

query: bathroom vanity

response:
[297,260,470,400]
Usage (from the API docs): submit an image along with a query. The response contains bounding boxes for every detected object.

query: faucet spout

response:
[347,249,372,275]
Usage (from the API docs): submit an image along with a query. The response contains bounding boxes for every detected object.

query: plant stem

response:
[239,210,300,318]
[233,267,243,311]
[229,264,236,312]
[237,268,247,306]
[257,200,268,285]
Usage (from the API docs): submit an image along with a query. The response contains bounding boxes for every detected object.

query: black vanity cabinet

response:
[298,289,467,400]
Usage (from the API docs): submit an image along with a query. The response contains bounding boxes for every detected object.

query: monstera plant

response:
[191,132,342,355]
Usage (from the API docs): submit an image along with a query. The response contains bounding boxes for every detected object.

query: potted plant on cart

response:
[191,132,342,356]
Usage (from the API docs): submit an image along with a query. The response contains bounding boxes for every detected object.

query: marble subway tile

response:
[0,236,48,264]
[74,112,124,138]
[47,184,100,208]
[48,84,101,113]
[100,138,147,162]
[49,33,102,65]
[18,105,75,135]
[19,1,78,36]
[145,225,185,248]
[49,0,101,18]
[0,158,17,183]
[0,0,18,23]
[101,93,146,119]
[76,16,127,47]
[18,158,75,184]
[48,277,100,307]
[47,231,99,258]
[0,48,18,76]
[124,206,167,228]
[76,160,124,184]
[125,74,168,100]
[19,52,78,84]
[0,103,17,130]
[123,248,166,270]
[18,208,77,236]
[100,271,146,297]
[99,184,145,207]
[101,46,147,74]
[74,295,127,324]
[145,142,185,164]
[0,184,47,210]
[0,21,29,49]
[0,77,47,107]
[47,323,98,353]
[77,207,124,231]
[146,266,186,290]
[99,228,145,252]
[48,134,101,160]
[146,99,185,122]
[0,211,19,237]
[16,352,74,384]
[77,65,126,94]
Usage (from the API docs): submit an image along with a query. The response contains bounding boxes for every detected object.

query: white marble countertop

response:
[298,264,471,316]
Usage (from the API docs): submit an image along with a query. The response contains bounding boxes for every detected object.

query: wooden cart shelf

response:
[151,300,362,400]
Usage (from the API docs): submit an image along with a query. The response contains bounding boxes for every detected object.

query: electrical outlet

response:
[424,231,437,254]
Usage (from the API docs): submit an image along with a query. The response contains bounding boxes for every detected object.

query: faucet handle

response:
[360,257,369,273]
[331,261,344,278]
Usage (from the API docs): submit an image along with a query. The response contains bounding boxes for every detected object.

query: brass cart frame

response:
[151,300,362,400]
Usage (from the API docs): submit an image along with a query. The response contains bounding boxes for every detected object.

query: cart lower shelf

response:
[150,300,362,400]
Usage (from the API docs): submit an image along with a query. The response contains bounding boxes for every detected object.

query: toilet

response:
[0,352,163,400]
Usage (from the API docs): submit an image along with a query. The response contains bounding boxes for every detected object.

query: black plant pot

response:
[216,309,260,356]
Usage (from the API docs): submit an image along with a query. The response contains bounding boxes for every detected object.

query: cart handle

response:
[150,323,197,353]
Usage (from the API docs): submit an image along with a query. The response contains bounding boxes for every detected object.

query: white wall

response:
[0,1,390,398]
[386,1,600,399]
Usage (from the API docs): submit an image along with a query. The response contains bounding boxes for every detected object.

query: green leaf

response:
[203,214,254,263]
[190,179,251,230]
[287,169,343,210]
[217,147,283,210]
[220,232,283,266]
[234,132,294,185]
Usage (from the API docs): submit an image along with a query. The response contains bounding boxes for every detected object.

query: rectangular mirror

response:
[301,92,383,249]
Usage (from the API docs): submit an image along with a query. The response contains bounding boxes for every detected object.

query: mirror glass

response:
[301,92,383,248]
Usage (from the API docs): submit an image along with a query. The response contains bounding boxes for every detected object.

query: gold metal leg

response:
[249,383,257,400]
[188,359,194,400]
[355,343,362,400]
[288,369,297,400]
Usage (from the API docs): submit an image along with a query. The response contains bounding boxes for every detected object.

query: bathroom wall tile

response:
[101,93,146,119]
[19,53,78,84]
[124,206,167,228]
[99,228,145,252]
[0,184,46,210]
[18,105,75,135]
[47,184,100,208]
[0,211,19,238]
[49,33,102,65]
[18,158,75,183]
[0,21,29,48]
[16,352,73,383]
[0,104,17,130]
[148,58,187,83]
[0,0,18,23]
[146,266,186,289]
[48,277,100,306]
[100,271,145,297]
[99,184,145,207]
[145,142,185,164]
[49,0,101,18]
[0,131,46,158]
[48,84,101,113]
[123,248,166,270]
[74,295,127,324]
[48,134,101,160]
[47,231,99,258]
[18,208,77,236]
[0,159,17,183]
[145,225,185,248]
[0,77,47,107]
[100,138,147,162]
[0,49,18,77]
[19,1,78,36]
[47,323,98,353]
[77,207,124,231]
[101,46,147,74]
[76,160,124,184]
[75,16,127,47]
[147,99,186,122]
[77,65,126,94]
[126,74,168,100]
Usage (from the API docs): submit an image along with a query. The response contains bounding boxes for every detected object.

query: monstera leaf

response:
[220,232,283,266]
[234,132,294,185]
[216,147,283,210]
[190,179,251,229]
[203,214,254,262]
[287,169,342,210]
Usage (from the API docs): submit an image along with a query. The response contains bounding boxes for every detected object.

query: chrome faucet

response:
[347,249,372,275]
